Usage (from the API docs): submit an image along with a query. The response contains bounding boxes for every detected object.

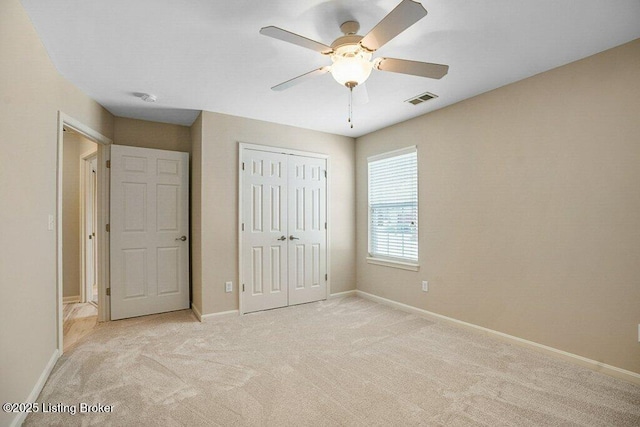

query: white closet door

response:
[242,150,289,313]
[287,155,327,306]
[241,147,327,314]
[110,145,189,320]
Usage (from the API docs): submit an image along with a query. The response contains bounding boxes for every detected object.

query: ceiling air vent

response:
[406,91,438,105]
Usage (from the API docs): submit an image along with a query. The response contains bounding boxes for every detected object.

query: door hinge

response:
[241,223,244,231]
[106,287,110,296]
[106,223,110,232]
[106,160,110,168]
[325,222,327,230]
[325,274,328,281]
[324,170,327,178]
[242,162,245,170]
[242,284,245,292]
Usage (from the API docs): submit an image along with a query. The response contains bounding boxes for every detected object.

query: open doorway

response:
[62,127,98,351]
[56,112,112,354]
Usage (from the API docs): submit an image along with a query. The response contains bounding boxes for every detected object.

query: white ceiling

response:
[21,0,640,137]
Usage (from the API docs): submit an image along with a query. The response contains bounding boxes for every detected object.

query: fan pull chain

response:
[348,85,354,129]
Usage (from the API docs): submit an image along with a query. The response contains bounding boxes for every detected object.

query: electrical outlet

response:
[225,281,233,293]
[422,281,428,292]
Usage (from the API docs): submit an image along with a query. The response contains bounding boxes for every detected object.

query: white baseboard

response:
[201,309,239,321]
[62,295,80,304]
[329,290,357,299]
[191,304,238,322]
[356,290,640,386]
[194,293,356,321]
[10,349,60,427]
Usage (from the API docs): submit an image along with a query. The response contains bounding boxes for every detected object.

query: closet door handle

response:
[289,235,299,240]
[277,235,287,241]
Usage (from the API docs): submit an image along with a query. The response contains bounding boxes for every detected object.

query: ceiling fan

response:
[260,0,449,127]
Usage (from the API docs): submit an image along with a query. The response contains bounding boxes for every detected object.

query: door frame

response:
[80,150,97,303]
[238,142,331,315]
[56,112,112,354]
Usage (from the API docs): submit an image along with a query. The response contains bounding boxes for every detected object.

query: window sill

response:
[366,257,420,272]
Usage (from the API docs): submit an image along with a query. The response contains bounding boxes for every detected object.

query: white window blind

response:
[368,147,418,263]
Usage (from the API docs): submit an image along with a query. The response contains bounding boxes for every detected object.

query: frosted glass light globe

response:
[330,46,373,86]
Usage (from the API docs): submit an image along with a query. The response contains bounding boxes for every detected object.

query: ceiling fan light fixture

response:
[330,46,372,87]
[259,0,448,128]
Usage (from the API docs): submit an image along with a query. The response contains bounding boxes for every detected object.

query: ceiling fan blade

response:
[353,83,369,105]
[359,0,428,52]
[375,58,449,79]
[271,66,330,91]
[260,26,333,54]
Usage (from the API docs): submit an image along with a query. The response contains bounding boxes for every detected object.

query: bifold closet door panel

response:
[241,150,289,313]
[287,155,327,306]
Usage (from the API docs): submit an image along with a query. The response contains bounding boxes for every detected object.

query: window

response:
[368,146,418,268]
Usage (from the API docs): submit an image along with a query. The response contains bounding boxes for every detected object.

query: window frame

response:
[367,146,419,271]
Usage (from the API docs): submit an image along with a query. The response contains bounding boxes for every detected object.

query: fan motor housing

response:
[330,35,363,50]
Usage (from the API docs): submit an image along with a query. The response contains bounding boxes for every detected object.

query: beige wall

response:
[114,116,191,153]
[194,112,356,315]
[190,113,203,314]
[62,133,97,298]
[355,39,640,374]
[0,0,114,424]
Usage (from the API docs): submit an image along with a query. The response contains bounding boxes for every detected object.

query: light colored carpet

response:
[26,296,640,426]
[63,302,98,353]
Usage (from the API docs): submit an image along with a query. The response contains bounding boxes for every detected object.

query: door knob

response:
[289,235,300,240]
[277,235,287,241]
[176,236,187,241]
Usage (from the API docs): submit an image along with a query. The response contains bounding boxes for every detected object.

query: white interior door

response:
[241,147,327,314]
[90,156,98,303]
[110,145,189,320]
[242,150,289,313]
[287,156,327,305]
[84,155,98,303]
